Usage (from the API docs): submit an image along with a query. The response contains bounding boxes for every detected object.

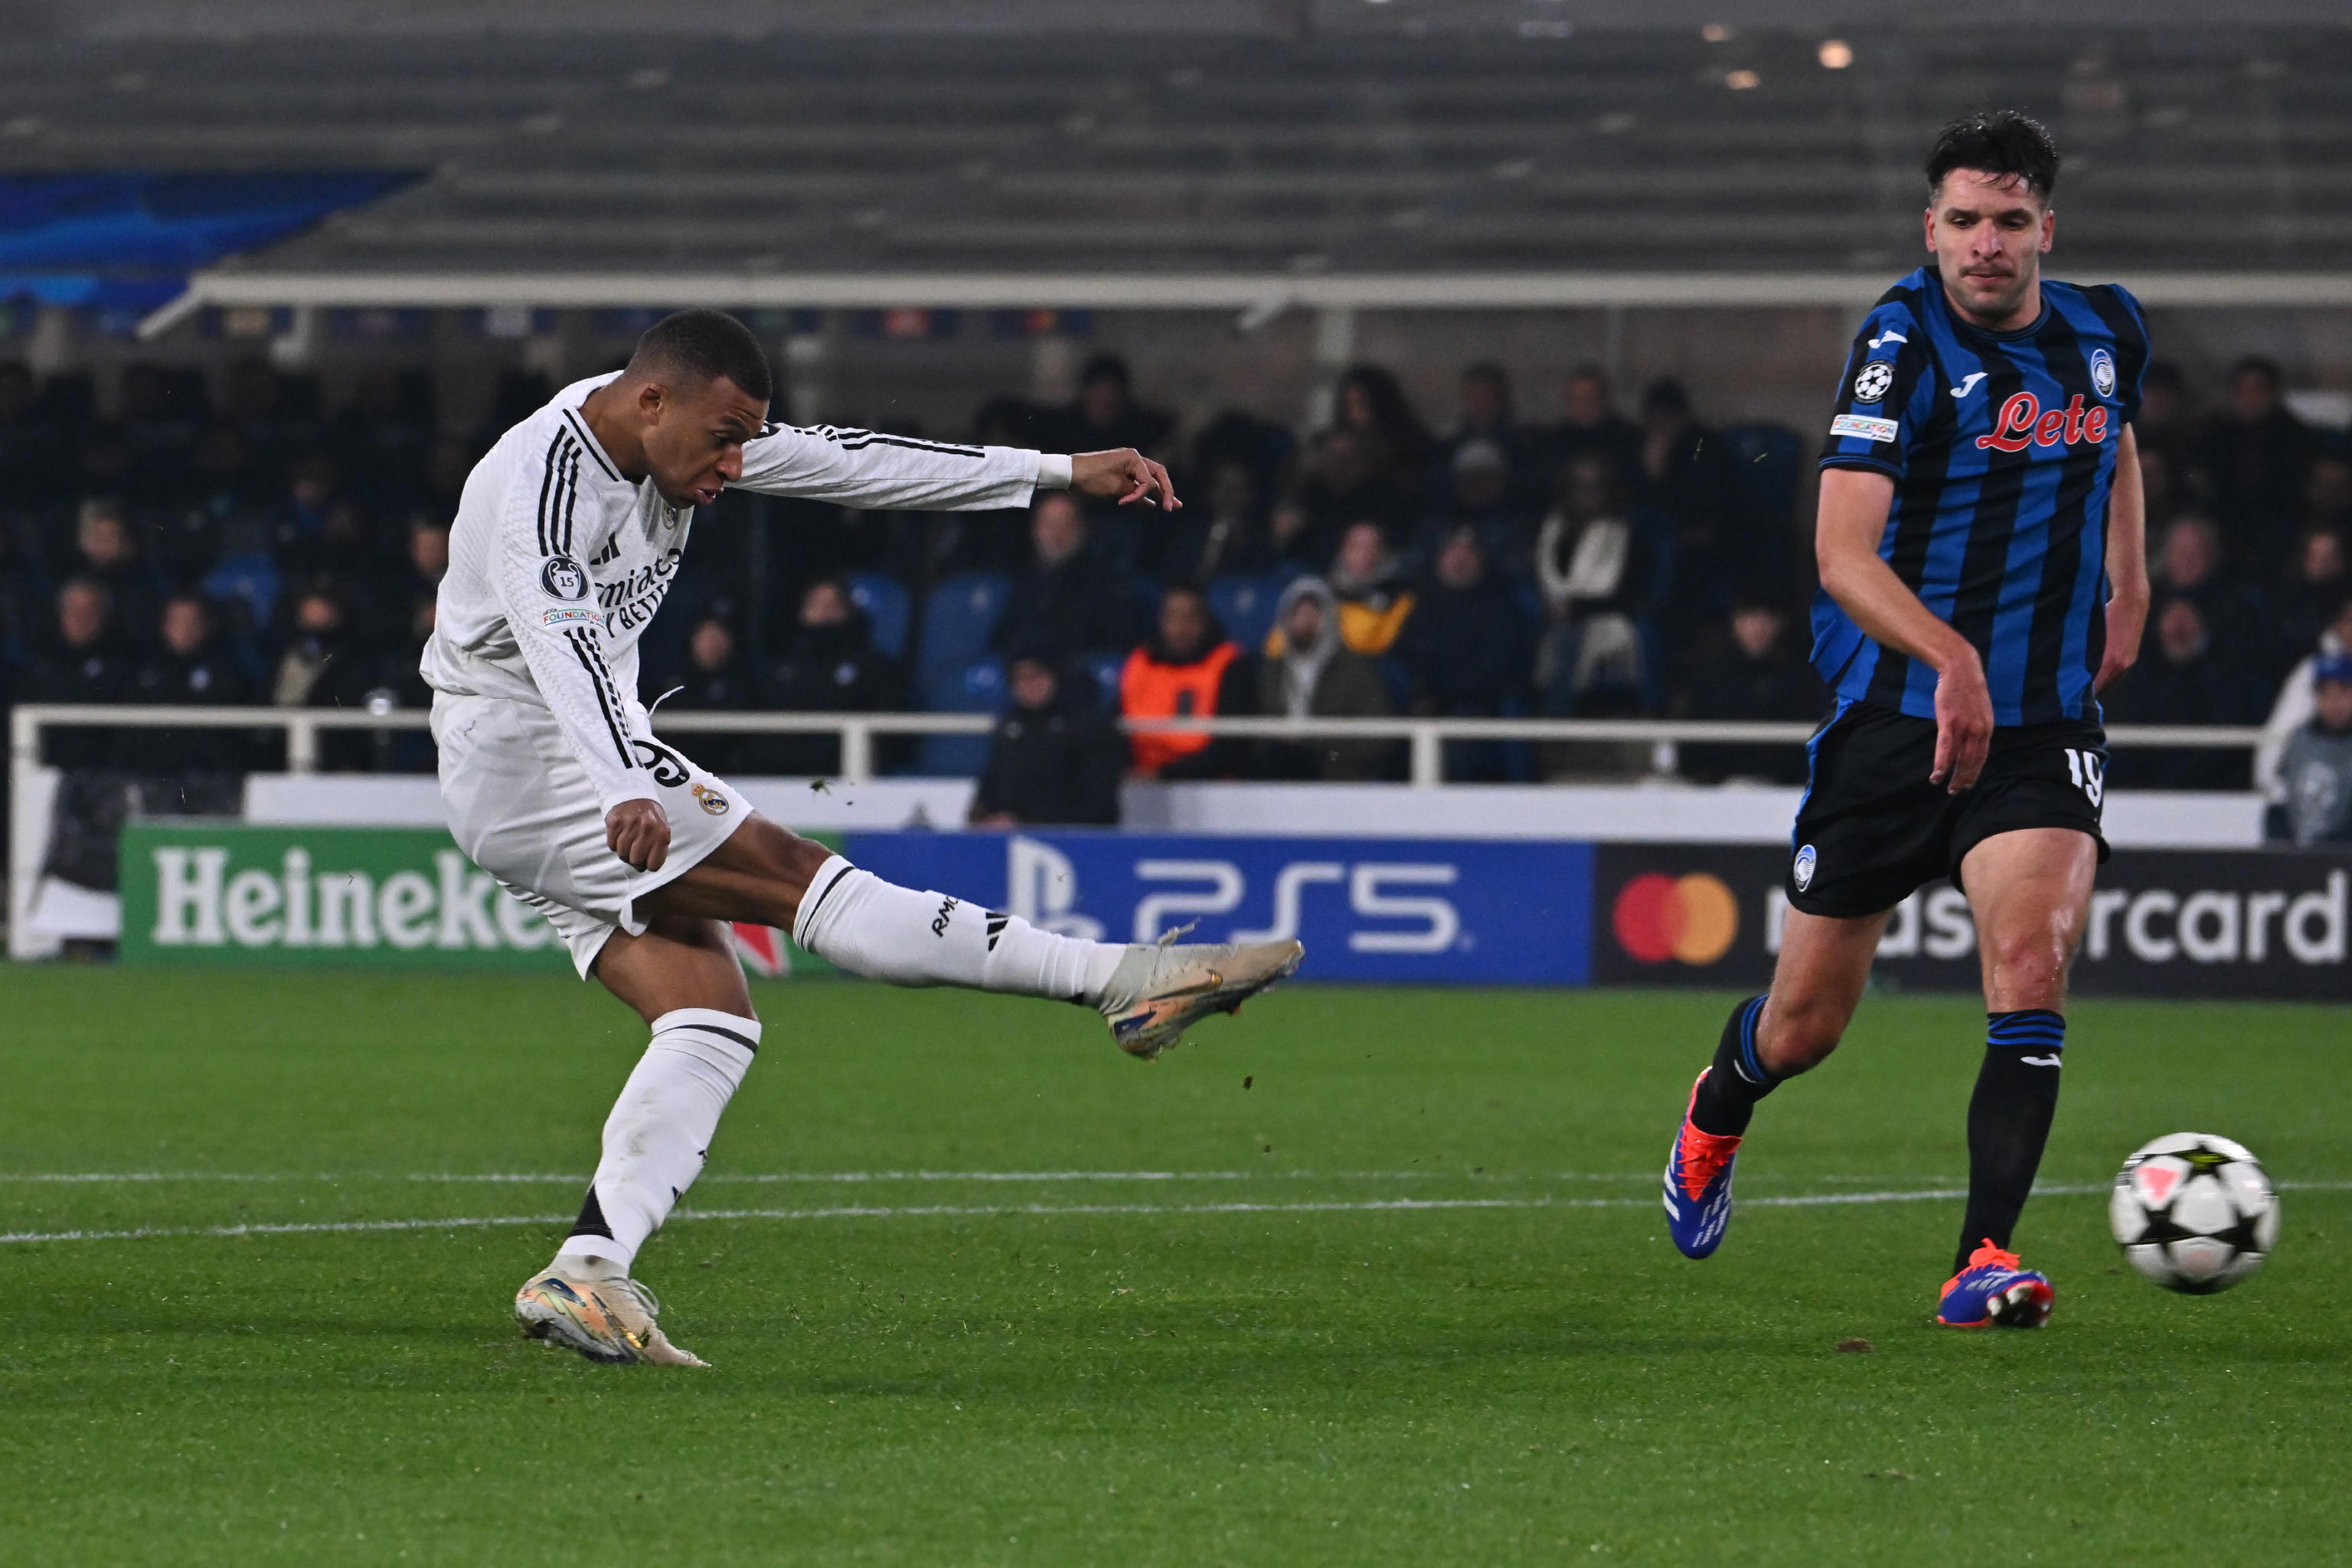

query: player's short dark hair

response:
[1925,110,2060,202]
[629,309,773,402]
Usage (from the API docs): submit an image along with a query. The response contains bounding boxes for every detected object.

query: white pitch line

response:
[10,1181,2344,1249]
[0,1169,1658,1186]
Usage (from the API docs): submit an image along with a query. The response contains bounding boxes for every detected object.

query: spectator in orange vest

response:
[1119,584,1252,779]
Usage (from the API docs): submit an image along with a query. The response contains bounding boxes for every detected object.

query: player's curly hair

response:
[1925,109,2060,201]
[630,309,773,402]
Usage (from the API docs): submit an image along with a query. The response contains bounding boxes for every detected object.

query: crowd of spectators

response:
[2,345,2348,840]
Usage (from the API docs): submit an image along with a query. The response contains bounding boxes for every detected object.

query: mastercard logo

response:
[1612,873,1740,965]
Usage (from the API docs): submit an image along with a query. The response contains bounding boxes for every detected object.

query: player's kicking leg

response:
[1933,826,2094,1329]
[1661,906,1885,1258]
[520,815,1300,1365]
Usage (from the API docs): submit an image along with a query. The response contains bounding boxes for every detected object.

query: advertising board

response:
[844,831,1594,985]
[116,823,829,973]
[1589,844,2352,999]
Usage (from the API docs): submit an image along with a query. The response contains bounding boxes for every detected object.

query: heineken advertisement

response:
[117,824,835,973]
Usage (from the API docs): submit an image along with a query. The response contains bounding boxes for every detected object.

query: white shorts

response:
[432,692,752,978]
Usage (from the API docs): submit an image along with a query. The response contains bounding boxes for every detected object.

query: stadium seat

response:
[1207,573,1286,653]
[916,656,1006,776]
[846,571,910,660]
[1086,651,1126,709]
[917,571,1010,682]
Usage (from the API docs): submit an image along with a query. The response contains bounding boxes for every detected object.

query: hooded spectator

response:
[2272,652,2352,845]
[970,648,1125,826]
[132,593,257,773]
[2107,595,2270,790]
[991,492,1142,660]
[1119,583,1250,779]
[1253,576,1395,781]
[1325,521,1416,658]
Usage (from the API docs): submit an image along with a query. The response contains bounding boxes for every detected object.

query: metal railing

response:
[9,703,2270,792]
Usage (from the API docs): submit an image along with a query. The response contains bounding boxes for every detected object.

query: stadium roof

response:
[0,16,2344,326]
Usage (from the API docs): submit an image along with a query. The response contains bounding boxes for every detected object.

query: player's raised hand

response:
[1930,655,1994,793]
[1070,449,1181,511]
[606,798,671,872]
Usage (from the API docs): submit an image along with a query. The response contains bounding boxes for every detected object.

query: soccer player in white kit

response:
[424,311,1302,1365]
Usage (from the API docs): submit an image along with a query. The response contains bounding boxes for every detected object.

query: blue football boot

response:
[1936,1240,2055,1328]
[1662,1070,1742,1259]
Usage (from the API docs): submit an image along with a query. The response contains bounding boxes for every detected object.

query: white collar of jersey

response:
[550,373,632,488]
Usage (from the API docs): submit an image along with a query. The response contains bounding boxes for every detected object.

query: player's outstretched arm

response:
[1815,466,1994,792]
[1070,449,1180,511]
[2096,423,2148,694]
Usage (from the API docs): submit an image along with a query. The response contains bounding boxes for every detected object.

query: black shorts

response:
[1787,701,2110,918]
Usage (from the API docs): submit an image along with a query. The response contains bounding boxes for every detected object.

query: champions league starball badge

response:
[1852,361,1896,402]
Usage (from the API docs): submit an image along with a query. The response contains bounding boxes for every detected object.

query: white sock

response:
[792,854,1129,1004]
[554,1008,760,1275]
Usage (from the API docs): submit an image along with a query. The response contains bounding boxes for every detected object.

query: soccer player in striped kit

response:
[426,310,1301,1365]
[1660,112,2149,1328]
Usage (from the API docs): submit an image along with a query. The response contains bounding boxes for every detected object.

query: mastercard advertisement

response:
[1588,845,1786,988]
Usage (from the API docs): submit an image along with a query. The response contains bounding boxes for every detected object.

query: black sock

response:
[569,1185,615,1242]
[1688,995,1777,1137]
[1955,1009,2066,1274]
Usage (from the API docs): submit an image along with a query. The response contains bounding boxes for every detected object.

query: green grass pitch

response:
[0,969,2344,1564]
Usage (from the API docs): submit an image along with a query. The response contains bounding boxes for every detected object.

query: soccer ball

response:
[2109,1133,2278,1295]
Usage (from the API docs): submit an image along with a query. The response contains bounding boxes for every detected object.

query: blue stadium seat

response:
[918,571,1010,681]
[846,571,910,660]
[1207,573,1287,652]
[1086,651,1127,710]
[916,656,1006,776]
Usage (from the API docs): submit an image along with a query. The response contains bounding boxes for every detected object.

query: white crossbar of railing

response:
[8,704,2270,792]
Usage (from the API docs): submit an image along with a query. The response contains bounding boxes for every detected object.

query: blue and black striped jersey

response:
[1812,266,2148,727]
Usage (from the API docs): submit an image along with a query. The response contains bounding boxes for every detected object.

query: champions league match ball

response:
[2109,1133,2279,1295]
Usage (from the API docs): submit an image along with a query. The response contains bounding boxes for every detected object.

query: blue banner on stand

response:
[842,831,1593,985]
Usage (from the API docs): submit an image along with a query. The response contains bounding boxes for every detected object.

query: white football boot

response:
[1098,936,1305,1060]
[514,1262,708,1367]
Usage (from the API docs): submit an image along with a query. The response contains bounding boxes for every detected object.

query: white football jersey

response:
[423,372,1057,811]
